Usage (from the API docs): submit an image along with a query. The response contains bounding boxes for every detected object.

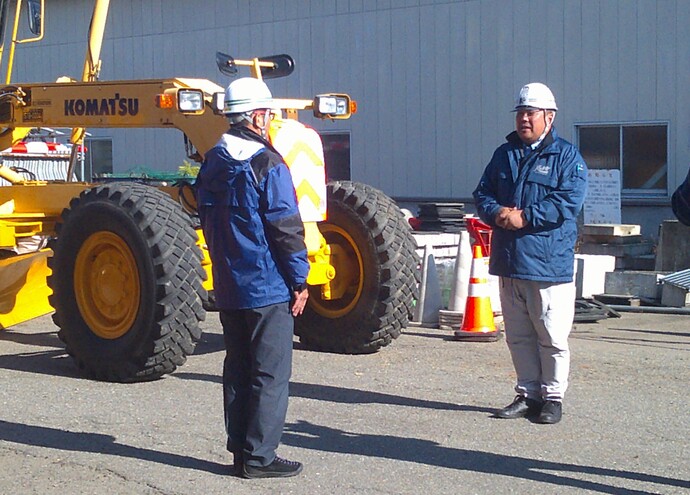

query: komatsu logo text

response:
[64,93,139,117]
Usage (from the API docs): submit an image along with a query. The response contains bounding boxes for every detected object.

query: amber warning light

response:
[156,93,175,109]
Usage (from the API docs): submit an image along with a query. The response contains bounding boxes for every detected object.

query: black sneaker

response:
[493,395,543,419]
[537,400,562,424]
[242,456,303,479]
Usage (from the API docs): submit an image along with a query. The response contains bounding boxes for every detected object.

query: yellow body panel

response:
[195,228,214,293]
[0,79,228,156]
[0,183,86,329]
[0,249,53,329]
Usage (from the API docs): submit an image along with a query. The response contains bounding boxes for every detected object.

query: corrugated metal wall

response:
[8,0,690,201]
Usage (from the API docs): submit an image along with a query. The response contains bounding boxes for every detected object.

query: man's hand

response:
[495,207,513,229]
[291,288,309,316]
[495,207,527,230]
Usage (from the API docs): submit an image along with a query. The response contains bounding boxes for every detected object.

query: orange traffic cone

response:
[454,244,500,342]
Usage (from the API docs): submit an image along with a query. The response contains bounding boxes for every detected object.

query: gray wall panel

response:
[599,0,619,119]
[636,0,656,117]
[616,5,637,120]
[581,3,601,122]
[4,0,689,205]
[657,2,676,117]
[463,0,484,189]
[675,0,690,186]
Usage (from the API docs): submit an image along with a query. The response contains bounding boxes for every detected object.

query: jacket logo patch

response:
[535,164,550,175]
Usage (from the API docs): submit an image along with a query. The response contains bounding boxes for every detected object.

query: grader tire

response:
[47,182,206,382]
[295,180,418,353]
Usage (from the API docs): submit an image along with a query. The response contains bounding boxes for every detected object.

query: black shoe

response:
[243,456,303,479]
[494,395,543,419]
[537,400,562,424]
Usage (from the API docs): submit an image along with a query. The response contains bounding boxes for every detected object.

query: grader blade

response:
[0,249,53,329]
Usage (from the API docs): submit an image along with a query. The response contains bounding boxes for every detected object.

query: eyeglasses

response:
[515,109,544,119]
[253,109,274,121]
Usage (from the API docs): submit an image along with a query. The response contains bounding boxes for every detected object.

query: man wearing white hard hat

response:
[473,82,588,424]
[196,77,309,477]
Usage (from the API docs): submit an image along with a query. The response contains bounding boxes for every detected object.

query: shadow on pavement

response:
[0,348,77,378]
[571,326,690,349]
[283,420,690,495]
[289,382,494,413]
[190,331,226,355]
[0,419,228,475]
[610,328,690,338]
[171,372,493,414]
[0,329,64,349]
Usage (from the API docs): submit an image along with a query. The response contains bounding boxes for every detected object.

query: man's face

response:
[515,108,552,145]
[251,109,273,138]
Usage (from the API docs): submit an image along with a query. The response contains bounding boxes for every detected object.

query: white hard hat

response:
[223,77,273,115]
[513,82,558,111]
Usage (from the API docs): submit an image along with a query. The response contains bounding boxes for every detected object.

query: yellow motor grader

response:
[0,0,418,382]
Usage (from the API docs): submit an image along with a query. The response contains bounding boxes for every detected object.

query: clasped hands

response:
[495,206,527,231]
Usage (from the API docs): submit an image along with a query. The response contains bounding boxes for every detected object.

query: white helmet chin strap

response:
[227,112,252,125]
[257,109,272,139]
[540,111,556,139]
[529,111,554,148]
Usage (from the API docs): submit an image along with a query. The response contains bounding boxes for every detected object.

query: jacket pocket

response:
[523,167,557,207]
[529,230,553,263]
[526,168,557,188]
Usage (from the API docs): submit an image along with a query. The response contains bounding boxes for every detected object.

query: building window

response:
[577,123,668,198]
[320,132,351,181]
[83,137,113,181]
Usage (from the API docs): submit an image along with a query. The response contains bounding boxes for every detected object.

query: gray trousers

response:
[220,302,294,467]
[499,277,575,401]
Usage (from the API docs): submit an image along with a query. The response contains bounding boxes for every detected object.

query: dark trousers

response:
[220,302,294,467]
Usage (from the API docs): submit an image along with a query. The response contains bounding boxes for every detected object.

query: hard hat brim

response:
[512,105,557,112]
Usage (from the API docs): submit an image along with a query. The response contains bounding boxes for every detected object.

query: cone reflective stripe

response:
[454,244,500,341]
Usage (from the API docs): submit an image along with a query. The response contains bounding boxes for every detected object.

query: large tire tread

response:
[296,181,418,353]
[48,182,206,382]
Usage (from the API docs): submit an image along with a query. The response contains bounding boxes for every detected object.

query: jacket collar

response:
[228,125,281,156]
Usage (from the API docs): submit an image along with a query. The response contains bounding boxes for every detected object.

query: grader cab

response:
[0,0,419,382]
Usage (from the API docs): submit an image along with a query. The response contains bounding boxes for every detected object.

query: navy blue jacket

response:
[672,168,690,226]
[196,126,310,310]
[473,128,588,283]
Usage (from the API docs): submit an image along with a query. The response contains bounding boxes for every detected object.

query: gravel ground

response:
[0,311,688,494]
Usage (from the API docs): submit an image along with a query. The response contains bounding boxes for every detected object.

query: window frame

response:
[319,130,352,182]
[83,136,113,181]
[575,120,670,201]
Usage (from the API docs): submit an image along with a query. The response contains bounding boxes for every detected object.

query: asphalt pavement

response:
[0,311,688,494]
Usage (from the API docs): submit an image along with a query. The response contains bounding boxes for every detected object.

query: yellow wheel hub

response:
[74,231,140,339]
[310,224,364,318]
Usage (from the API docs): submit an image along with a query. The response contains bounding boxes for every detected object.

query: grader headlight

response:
[212,92,225,115]
[178,90,204,113]
[313,94,355,119]
[156,89,204,114]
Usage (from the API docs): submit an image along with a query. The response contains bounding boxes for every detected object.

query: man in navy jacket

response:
[196,77,309,477]
[672,168,690,226]
[474,83,588,424]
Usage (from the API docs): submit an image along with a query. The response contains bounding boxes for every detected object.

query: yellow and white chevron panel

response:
[270,118,327,222]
